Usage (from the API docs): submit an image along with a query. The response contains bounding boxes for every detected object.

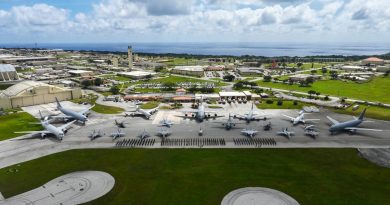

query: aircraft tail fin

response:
[358,108,367,120]
[55,97,62,108]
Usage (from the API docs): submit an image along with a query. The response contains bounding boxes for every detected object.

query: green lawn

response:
[257,77,390,103]
[139,101,160,109]
[333,105,390,121]
[0,112,42,141]
[71,96,124,114]
[256,100,309,109]
[1,149,389,205]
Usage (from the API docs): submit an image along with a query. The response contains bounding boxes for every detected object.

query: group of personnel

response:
[115,138,156,147]
[233,138,277,147]
[161,138,226,147]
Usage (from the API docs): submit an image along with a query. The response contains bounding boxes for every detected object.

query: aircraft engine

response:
[191,114,195,117]
[214,113,217,117]
[185,114,188,117]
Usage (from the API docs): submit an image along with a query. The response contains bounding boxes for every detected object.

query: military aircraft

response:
[277,128,295,139]
[282,110,320,125]
[241,128,258,138]
[234,102,269,123]
[53,97,94,124]
[213,113,242,130]
[159,118,174,127]
[114,119,127,128]
[156,127,171,138]
[198,127,204,136]
[180,98,224,122]
[263,122,272,131]
[15,111,75,141]
[125,106,158,119]
[327,108,382,135]
[111,129,125,140]
[138,129,151,140]
[88,129,104,141]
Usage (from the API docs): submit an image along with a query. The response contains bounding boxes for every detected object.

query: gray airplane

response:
[241,128,258,138]
[156,127,171,138]
[282,110,320,125]
[89,129,104,141]
[15,111,75,141]
[159,118,174,127]
[125,106,158,119]
[111,129,125,140]
[180,100,223,122]
[327,108,382,134]
[114,119,127,128]
[277,128,295,139]
[138,129,151,140]
[234,102,269,123]
[214,113,242,130]
[54,97,94,124]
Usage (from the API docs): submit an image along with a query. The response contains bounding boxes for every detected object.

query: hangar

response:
[0,81,82,109]
[0,64,19,82]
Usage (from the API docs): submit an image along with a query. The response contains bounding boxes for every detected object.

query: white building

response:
[171,66,204,77]
[0,64,19,82]
[117,71,156,79]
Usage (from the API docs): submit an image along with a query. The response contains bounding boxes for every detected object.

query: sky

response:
[0,0,389,43]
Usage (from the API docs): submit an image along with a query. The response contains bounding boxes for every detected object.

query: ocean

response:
[0,42,389,57]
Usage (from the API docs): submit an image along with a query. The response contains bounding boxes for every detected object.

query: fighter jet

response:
[52,97,94,124]
[277,128,295,139]
[111,129,125,140]
[156,127,171,138]
[15,111,75,141]
[327,108,382,135]
[241,128,258,138]
[125,106,158,119]
[282,110,320,125]
[234,102,269,123]
[88,129,104,141]
[213,113,242,130]
[180,99,223,122]
[138,129,151,140]
[159,118,174,127]
[114,119,127,128]
[305,129,319,138]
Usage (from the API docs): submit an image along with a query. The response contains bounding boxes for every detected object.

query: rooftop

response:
[0,64,16,72]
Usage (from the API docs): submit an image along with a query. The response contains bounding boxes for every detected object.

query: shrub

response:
[266,99,273,104]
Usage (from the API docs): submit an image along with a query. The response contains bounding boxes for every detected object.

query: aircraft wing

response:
[50,115,73,120]
[282,114,295,120]
[15,130,51,134]
[180,110,197,114]
[326,116,339,125]
[59,120,76,131]
[78,105,95,115]
[149,108,158,114]
[344,127,383,131]
[233,114,246,119]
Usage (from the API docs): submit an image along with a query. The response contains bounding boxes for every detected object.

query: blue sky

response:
[0,0,389,43]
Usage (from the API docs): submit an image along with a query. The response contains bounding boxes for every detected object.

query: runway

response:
[0,102,389,169]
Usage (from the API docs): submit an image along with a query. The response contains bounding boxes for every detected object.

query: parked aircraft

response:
[282,110,320,125]
[180,99,223,122]
[234,103,269,123]
[111,129,125,140]
[263,122,272,131]
[157,127,171,138]
[114,120,127,128]
[159,118,174,127]
[277,128,295,139]
[213,113,242,130]
[138,130,151,140]
[15,111,75,141]
[54,97,94,124]
[125,106,158,119]
[327,108,382,134]
[241,128,258,138]
[89,130,104,141]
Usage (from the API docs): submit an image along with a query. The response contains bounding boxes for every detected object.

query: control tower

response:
[128,46,133,70]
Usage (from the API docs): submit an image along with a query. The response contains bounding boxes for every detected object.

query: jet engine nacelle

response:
[214,113,217,117]
[184,113,188,117]
[40,133,46,139]
[191,114,195,117]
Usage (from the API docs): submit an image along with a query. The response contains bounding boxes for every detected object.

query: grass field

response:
[139,101,160,109]
[333,105,390,121]
[256,100,309,109]
[257,77,390,103]
[0,149,389,205]
[71,96,124,114]
[0,112,42,141]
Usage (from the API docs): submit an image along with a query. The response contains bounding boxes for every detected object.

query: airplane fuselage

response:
[329,119,362,133]
[59,107,87,122]
[42,122,65,140]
